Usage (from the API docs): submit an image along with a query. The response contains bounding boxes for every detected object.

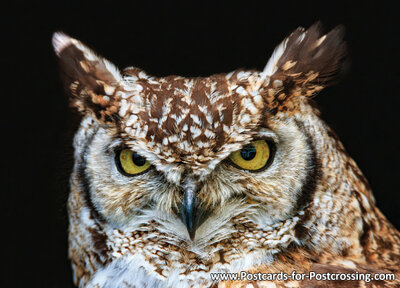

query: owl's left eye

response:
[228,140,274,171]
[116,149,151,176]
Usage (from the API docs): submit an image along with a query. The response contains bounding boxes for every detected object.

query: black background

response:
[3,1,400,287]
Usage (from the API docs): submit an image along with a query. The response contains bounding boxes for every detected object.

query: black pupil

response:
[132,152,146,166]
[240,145,257,161]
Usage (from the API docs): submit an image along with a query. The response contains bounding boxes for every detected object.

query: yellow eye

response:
[116,149,151,176]
[229,140,272,171]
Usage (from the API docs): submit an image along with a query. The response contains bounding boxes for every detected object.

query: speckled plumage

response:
[53,23,400,288]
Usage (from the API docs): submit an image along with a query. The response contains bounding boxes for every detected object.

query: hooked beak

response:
[179,178,207,241]
[181,186,197,240]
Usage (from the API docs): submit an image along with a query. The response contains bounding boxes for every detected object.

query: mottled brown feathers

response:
[53,32,122,123]
[275,22,346,86]
[262,22,347,113]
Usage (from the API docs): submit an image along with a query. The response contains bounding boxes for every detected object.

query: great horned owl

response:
[53,23,400,288]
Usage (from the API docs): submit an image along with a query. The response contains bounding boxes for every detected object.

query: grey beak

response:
[179,178,211,241]
[180,186,198,240]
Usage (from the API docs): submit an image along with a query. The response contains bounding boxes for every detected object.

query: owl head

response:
[53,23,370,286]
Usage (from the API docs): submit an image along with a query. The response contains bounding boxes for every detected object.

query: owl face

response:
[79,66,315,239]
[82,98,313,234]
[54,23,354,287]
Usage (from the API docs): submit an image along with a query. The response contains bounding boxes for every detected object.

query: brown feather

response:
[53,32,122,123]
[262,22,347,113]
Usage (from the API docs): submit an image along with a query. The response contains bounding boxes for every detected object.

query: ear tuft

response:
[52,32,125,124]
[260,22,347,113]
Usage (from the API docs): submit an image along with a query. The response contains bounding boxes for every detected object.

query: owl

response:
[53,23,400,288]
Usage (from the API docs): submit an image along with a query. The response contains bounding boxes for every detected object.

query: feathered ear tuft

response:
[52,32,124,124]
[260,22,347,113]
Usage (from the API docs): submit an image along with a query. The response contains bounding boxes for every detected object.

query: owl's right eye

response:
[228,139,274,171]
[115,149,151,176]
